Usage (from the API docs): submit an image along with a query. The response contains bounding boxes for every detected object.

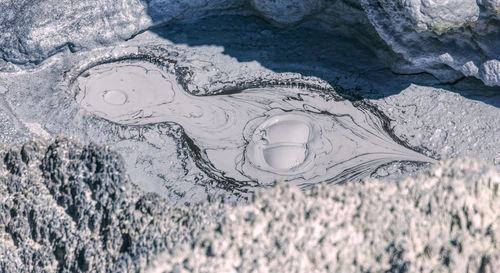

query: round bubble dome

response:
[245,113,314,174]
[76,62,178,124]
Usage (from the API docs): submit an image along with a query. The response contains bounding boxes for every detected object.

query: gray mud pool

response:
[72,58,433,191]
[0,14,498,203]
[1,1,500,272]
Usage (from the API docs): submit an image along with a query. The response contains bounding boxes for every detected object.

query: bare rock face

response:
[1,0,498,86]
[0,0,151,70]
[0,0,245,71]
[481,0,500,17]
[143,0,246,23]
[360,0,500,86]
[384,0,480,35]
[148,158,500,273]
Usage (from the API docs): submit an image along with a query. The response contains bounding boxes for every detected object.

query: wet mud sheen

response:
[69,53,435,190]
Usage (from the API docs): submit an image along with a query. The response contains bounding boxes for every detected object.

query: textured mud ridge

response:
[70,56,434,189]
[360,0,500,86]
[1,0,499,86]
[1,139,498,272]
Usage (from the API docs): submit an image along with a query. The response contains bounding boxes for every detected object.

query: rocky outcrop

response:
[0,137,219,272]
[148,158,500,273]
[2,138,498,272]
[0,0,246,71]
[0,0,150,70]
[248,0,500,86]
[1,0,499,87]
[250,0,325,26]
[360,0,500,86]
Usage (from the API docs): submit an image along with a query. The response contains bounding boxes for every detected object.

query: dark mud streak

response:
[181,129,258,195]
[68,51,436,191]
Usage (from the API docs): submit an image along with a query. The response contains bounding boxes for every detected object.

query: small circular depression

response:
[264,119,310,143]
[103,90,128,105]
[74,60,180,124]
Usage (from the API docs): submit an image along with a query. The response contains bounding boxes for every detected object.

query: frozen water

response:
[73,58,434,188]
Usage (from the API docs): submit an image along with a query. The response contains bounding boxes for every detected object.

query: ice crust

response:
[1,0,499,86]
[1,138,498,272]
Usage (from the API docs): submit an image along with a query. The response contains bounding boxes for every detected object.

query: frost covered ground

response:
[0,0,499,272]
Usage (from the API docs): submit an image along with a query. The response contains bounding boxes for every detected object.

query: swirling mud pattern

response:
[69,51,435,190]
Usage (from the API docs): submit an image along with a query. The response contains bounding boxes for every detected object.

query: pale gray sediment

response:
[1,138,499,272]
[72,58,434,188]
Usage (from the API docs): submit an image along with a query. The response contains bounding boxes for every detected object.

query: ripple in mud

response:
[72,59,434,189]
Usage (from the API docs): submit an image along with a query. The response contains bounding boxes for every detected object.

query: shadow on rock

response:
[150,14,500,106]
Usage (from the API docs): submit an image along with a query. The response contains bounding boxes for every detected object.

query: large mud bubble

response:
[69,53,435,190]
